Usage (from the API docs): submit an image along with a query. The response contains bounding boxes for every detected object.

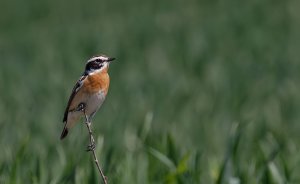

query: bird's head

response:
[84,55,115,75]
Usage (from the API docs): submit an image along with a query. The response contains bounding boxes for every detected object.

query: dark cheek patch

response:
[85,61,103,71]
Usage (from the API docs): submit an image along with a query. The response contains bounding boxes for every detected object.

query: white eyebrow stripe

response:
[88,56,108,62]
[98,56,108,60]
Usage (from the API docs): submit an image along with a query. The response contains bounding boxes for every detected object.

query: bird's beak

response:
[107,57,116,62]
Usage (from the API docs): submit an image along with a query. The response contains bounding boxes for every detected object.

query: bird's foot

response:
[76,103,86,112]
[86,142,96,152]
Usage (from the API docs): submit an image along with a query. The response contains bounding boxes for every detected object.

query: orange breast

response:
[83,71,110,95]
[68,70,110,111]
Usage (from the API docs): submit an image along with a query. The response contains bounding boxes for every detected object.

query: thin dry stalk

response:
[84,113,108,184]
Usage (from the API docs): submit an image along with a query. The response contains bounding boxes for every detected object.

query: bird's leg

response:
[83,111,96,152]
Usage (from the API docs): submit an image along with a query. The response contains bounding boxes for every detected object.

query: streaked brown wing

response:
[63,75,87,122]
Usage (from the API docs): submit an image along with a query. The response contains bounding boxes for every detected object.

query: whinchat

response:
[60,55,115,140]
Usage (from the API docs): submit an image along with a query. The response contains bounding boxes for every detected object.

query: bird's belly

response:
[66,111,82,128]
[85,90,106,116]
[66,90,106,128]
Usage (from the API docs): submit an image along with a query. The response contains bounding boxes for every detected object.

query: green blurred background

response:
[1,0,300,183]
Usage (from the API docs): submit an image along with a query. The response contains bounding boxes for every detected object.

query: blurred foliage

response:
[1,0,300,183]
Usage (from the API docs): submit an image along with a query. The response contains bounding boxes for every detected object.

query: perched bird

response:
[60,55,115,140]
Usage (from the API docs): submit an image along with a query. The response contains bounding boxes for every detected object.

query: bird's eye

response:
[92,63,98,68]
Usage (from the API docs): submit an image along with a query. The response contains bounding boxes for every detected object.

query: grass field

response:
[1,0,300,183]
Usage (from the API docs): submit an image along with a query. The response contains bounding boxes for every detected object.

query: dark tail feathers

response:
[60,127,69,140]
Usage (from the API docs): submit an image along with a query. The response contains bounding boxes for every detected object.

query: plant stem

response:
[84,114,108,184]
